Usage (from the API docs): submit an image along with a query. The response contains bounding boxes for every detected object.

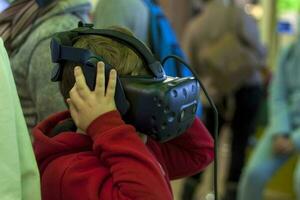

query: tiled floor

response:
[170,127,295,200]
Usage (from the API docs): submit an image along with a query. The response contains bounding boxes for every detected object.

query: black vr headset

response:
[50,22,200,142]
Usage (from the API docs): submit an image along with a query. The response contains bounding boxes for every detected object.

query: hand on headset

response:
[67,62,117,132]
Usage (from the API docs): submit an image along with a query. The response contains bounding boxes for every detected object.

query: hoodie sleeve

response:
[0,38,41,200]
[27,38,66,123]
[268,47,292,137]
[237,8,267,64]
[147,118,214,180]
[86,111,172,200]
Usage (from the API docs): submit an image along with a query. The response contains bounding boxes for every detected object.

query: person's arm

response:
[182,18,200,72]
[94,0,149,43]
[268,47,292,136]
[27,39,66,122]
[0,38,23,199]
[87,111,172,199]
[0,38,41,200]
[237,8,267,66]
[147,117,214,180]
[287,44,300,151]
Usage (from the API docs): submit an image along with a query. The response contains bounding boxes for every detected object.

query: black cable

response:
[162,55,219,200]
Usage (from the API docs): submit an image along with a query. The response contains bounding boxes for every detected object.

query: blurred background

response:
[1,0,300,200]
[89,0,300,199]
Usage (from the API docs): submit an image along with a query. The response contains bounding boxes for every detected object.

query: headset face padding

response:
[50,22,200,142]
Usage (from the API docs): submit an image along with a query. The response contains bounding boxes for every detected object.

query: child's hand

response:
[67,62,117,132]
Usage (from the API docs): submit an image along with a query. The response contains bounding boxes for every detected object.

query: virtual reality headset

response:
[50,22,200,142]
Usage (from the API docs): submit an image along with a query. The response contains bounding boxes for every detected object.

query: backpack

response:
[199,5,261,96]
[143,0,202,116]
[143,0,192,77]
[200,31,258,96]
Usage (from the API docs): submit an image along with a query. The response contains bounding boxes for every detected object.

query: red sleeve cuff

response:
[86,110,125,140]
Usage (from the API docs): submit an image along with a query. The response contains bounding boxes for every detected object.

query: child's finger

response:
[106,69,117,98]
[69,86,85,110]
[74,66,90,98]
[95,62,105,95]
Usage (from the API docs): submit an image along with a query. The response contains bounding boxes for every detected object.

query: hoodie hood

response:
[33,111,92,172]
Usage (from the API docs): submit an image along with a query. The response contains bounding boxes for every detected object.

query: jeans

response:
[181,85,263,200]
[238,129,300,200]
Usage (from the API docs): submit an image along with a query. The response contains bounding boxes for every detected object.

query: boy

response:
[33,28,214,200]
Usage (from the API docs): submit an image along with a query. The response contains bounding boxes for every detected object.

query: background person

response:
[0,0,91,130]
[182,0,266,199]
[0,37,40,200]
[238,36,300,200]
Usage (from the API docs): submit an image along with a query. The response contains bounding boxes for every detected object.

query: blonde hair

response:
[59,27,150,100]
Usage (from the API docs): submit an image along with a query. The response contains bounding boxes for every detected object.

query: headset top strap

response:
[51,41,92,64]
[71,22,166,79]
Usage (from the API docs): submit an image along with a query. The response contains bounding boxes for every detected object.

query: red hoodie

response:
[33,110,214,200]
